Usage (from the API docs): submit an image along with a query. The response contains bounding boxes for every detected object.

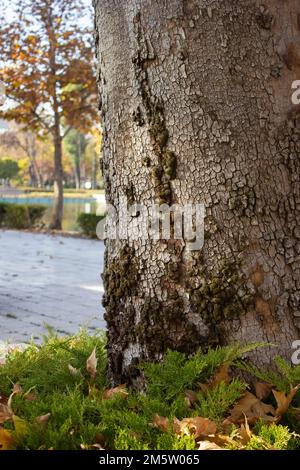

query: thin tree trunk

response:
[50,134,63,229]
[92,149,97,189]
[95,0,300,385]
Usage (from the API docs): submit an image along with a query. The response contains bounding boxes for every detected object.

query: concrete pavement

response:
[0,230,105,343]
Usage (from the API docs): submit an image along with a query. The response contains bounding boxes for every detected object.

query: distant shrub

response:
[77,212,105,238]
[3,204,30,228]
[0,202,46,229]
[28,205,47,225]
[0,202,9,224]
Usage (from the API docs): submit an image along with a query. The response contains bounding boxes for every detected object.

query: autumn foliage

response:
[0,0,98,228]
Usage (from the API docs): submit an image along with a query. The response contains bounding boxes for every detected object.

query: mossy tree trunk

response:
[94,0,300,385]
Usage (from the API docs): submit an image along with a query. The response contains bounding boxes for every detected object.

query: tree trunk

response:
[94,0,300,385]
[74,157,81,190]
[92,149,97,190]
[50,135,63,229]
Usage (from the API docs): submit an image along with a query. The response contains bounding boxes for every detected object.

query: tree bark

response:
[50,134,64,229]
[94,0,300,385]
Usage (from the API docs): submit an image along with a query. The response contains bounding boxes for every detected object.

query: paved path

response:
[0,230,105,344]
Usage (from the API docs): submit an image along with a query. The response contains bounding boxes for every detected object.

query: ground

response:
[0,230,105,345]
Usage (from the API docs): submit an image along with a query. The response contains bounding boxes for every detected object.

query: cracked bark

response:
[94,0,300,386]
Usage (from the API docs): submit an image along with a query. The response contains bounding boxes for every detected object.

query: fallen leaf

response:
[0,394,8,405]
[0,402,13,424]
[198,440,224,450]
[0,428,14,450]
[255,382,273,400]
[199,362,230,392]
[86,348,97,380]
[91,443,105,450]
[184,390,198,407]
[239,415,252,445]
[210,362,230,387]
[103,384,128,400]
[273,384,300,418]
[25,391,37,402]
[13,415,28,439]
[68,364,81,377]
[174,416,217,439]
[36,413,51,426]
[205,433,236,447]
[152,414,170,432]
[12,383,23,395]
[227,391,275,425]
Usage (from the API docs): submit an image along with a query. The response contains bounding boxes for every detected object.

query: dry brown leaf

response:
[12,383,23,395]
[91,443,105,450]
[198,383,210,393]
[103,384,128,400]
[273,384,300,417]
[199,362,230,392]
[184,390,198,407]
[198,440,224,450]
[36,413,51,426]
[239,415,252,445]
[0,404,12,424]
[0,428,14,450]
[68,364,81,377]
[86,347,97,380]
[174,416,217,439]
[152,414,170,432]
[210,362,230,387]
[25,391,37,402]
[0,391,14,424]
[205,433,236,447]
[227,391,276,425]
[255,382,273,400]
[0,394,8,405]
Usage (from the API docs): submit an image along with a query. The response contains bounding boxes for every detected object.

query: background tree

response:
[64,128,87,189]
[0,158,19,184]
[1,129,43,187]
[95,0,300,385]
[0,0,98,228]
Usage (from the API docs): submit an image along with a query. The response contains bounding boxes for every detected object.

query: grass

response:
[0,331,300,450]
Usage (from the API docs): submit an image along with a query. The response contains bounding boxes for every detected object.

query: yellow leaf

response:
[13,415,28,439]
[0,428,14,450]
